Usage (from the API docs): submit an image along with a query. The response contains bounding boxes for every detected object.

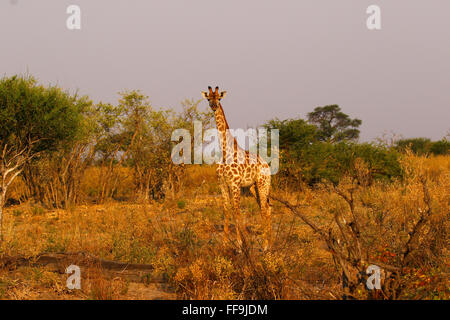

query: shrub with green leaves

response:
[395,138,449,156]
[430,139,450,155]
[266,116,402,187]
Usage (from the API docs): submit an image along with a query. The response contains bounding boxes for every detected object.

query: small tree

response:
[0,143,35,239]
[264,118,318,187]
[0,75,87,236]
[126,97,213,201]
[307,105,362,143]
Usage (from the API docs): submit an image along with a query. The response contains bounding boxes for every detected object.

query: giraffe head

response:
[201,86,227,111]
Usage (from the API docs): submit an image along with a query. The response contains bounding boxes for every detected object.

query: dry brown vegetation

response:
[0,153,448,300]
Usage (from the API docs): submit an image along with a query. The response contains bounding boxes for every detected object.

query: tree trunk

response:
[0,191,4,241]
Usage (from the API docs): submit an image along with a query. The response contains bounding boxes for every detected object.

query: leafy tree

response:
[116,93,212,201]
[266,116,401,187]
[265,118,318,150]
[307,105,362,142]
[0,75,89,234]
[0,75,88,152]
[264,118,318,186]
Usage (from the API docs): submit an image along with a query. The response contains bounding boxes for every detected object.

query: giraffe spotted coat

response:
[202,86,272,251]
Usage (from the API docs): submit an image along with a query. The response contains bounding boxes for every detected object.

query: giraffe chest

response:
[217,163,258,187]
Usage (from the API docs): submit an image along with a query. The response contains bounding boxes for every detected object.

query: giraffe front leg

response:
[257,177,272,251]
[231,184,247,251]
[220,183,232,242]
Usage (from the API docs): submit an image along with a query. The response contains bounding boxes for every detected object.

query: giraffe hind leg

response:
[249,184,261,209]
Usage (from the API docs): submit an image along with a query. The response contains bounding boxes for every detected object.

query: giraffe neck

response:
[214,103,237,161]
[214,103,230,131]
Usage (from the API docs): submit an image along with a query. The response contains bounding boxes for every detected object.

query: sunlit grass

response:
[1,155,448,299]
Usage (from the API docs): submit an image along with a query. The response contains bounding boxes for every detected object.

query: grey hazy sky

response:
[1,0,449,141]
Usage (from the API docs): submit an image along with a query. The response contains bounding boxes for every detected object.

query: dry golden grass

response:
[0,155,448,300]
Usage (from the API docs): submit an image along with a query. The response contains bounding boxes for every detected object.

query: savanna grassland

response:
[0,154,448,300]
[0,76,448,300]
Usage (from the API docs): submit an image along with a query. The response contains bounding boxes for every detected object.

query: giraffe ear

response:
[201,91,209,99]
[220,91,227,99]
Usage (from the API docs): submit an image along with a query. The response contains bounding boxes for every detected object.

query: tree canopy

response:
[307,104,362,142]
[266,109,400,186]
[0,75,90,153]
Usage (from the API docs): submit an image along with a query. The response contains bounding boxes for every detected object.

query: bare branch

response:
[402,177,433,265]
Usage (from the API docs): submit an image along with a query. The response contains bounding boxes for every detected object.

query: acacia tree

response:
[0,75,88,236]
[124,97,213,201]
[106,90,151,202]
[307,105,362,143]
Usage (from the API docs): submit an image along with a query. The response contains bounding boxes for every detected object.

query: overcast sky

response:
[1,0,449,141]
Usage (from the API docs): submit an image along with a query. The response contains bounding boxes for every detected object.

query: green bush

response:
[395,138,449,156]
[290,141,401,185]
[266,117,402,187]
[395,138,432,155]
[430,140,450,155]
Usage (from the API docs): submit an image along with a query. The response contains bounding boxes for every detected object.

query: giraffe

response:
[201,86,272,251]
